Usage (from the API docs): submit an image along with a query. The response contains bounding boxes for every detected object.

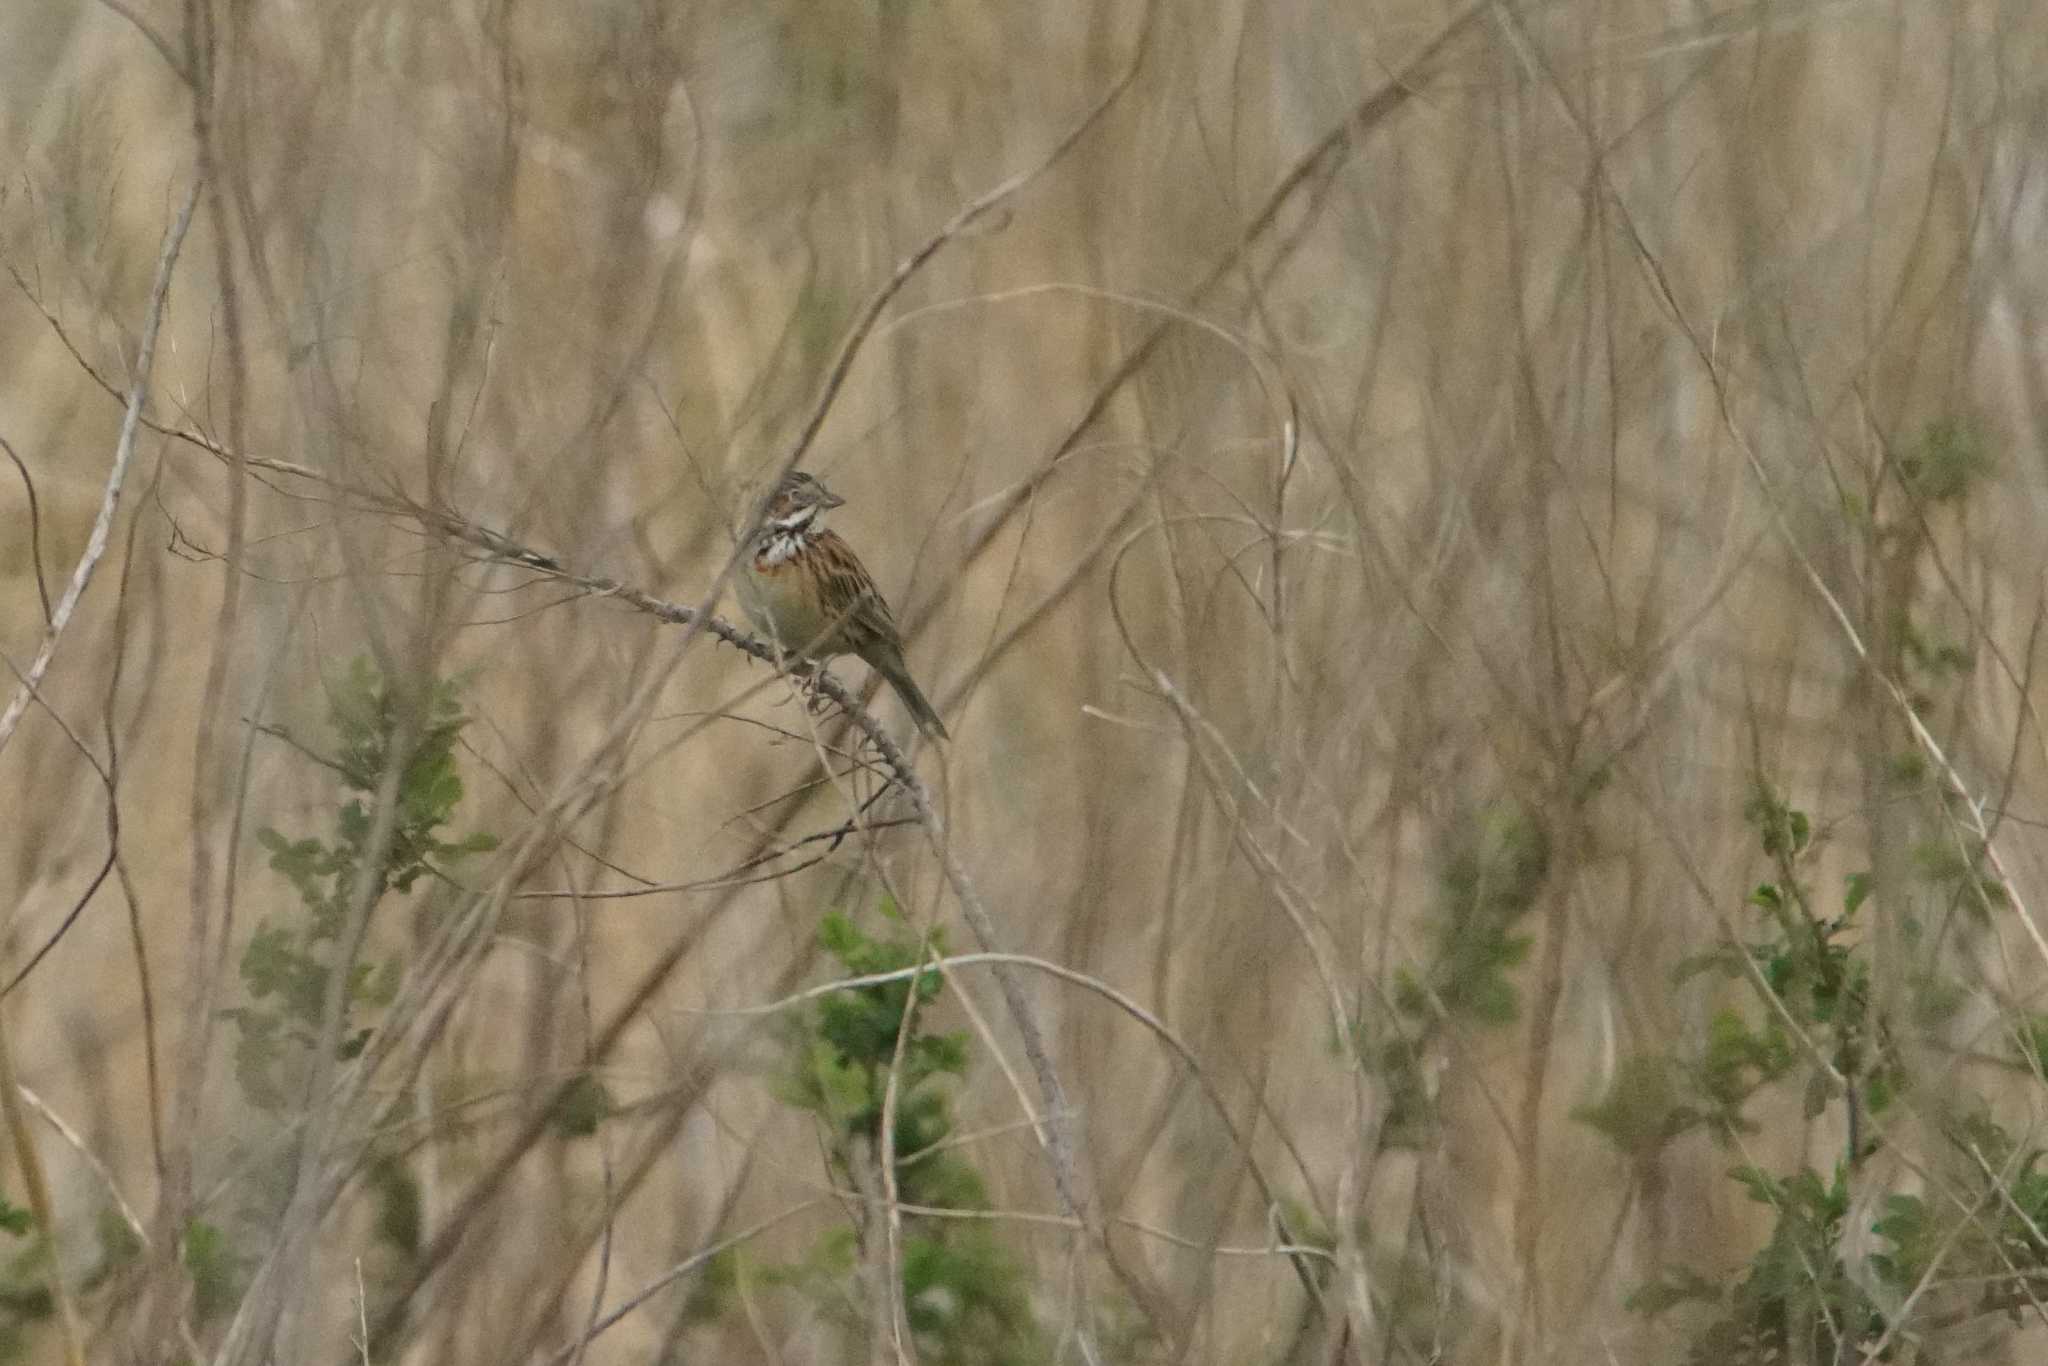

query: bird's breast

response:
[738,549,841,657]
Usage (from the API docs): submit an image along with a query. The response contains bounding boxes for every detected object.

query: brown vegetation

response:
[2,0,2047,1362]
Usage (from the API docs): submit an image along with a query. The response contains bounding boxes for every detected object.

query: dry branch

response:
[0,169,199,1366]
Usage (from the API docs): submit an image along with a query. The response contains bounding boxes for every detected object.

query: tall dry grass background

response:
[2,0,2047,1362]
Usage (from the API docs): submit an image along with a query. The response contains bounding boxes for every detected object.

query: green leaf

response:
[913,1030,970,1079]
[240,924,303,1003]
[818,913,860,961]
[1624,1266,1722,1318]
[1672,945,1746,985]
[1898,414,1993,503]
[680,1248,736,1325]
[1391,967,1428,1019]
[796,1039,873,1130]
[549,1073,614,1139]
[366,1153,423,1258]
[1573,1054,1691,1158]
[183,1220,247,1324]
[1801,1070,1836,1121]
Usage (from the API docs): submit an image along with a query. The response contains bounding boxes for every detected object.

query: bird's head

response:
[764,471,844,532]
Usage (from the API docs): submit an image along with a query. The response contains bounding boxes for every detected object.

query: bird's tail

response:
[873,648,949,741]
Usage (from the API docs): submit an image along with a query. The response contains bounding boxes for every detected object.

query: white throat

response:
[758,507,818,565]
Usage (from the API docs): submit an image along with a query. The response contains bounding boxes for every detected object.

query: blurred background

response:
[3,0,2048,1361]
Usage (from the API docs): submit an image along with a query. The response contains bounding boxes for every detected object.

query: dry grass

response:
[2,0,2048,1361]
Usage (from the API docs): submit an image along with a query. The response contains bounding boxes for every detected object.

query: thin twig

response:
[92,0,193,83]
[541,1202,828,1365]
[0,185,199,1366]
[871,939,929,1366]
[0,1026,86,1366]
[17,1084,149,1249]
[0,179,199,760]
[772,2,1155,487]
[353,1259,371,1366]
[0,434,52,623]
[563,861,616,1366]
[0,646,119,1000]
[104,459,168,1177]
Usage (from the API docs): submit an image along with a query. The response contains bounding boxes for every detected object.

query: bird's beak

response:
[822,491,846,509]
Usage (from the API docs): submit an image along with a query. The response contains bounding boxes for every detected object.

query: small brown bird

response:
[735,471,949,741]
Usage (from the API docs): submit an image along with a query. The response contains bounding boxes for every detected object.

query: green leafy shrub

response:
[224,658,496,1114]
[1594,785,2048,1362]
[1365,799,1550,1147]
[760,908,1045,1366]
[206,659,495,1333]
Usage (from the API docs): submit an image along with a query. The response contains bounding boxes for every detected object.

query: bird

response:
[735,471,950,741]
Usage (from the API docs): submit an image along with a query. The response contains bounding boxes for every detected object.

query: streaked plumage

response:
[736,472,949,741]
